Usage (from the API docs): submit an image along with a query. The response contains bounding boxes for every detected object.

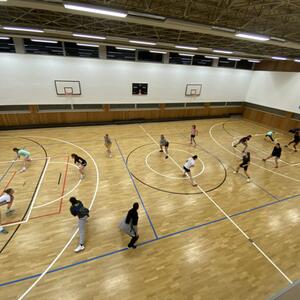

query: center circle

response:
[145,148,205,180]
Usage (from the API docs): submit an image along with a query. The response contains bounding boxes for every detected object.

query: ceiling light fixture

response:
[271,56,287,60]
[270,37,286,42]
[31,39,58,44]
[235,32,270,41]
[150,50,167,54]
[205,55,219,59]
[72,33,106,40]
[3,26,44,33]
[116,47,135,51]
[129,40,156,45]
[128,11,166,20]
[179,53,194,57]
[175,45,197,50]
[64,3,127,18]
[213,49,233,54]
[248,59,261,63]
[228,58,241,61]
[211,26,235,33]
[294,59,300,63]
[76,43,99,47]
[0,36,9,40]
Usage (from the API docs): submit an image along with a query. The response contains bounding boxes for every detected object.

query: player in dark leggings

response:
[233,135,252,153]
[285,131,299,152]
[233,152,251,182]
[263,143,282,168]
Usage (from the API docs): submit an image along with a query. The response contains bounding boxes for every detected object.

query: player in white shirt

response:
[0,188,15,234]
[182,155,198,186]
[104,134,112,158]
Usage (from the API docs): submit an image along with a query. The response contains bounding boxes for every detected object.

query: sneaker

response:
[233,171,237,174]
[159,150,163,152]
[262,159,266,161]
[284,145,288,147]
[19,167,26,173]
[0,227,8,234]
[5,209,15,215]
[165,156,168,159]
[247,178,250,183]
[80,174,85,179]
[128,244,137,249]
[74,245,85,253]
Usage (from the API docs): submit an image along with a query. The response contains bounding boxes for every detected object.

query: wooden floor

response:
[0,118,299,300]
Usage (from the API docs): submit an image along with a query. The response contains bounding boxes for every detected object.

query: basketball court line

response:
[0,160,15,183]
[17,135,100,300]
[115,138,158,239]
[139,124,293,284]
[210,123,300,183]
[2,190,300,289]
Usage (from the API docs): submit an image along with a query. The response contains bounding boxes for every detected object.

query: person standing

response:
[71,153,87,179]
[233,135,252,153]
[182,155,198,186]
[262,143,282,168]
[69,197,90,253]
[104,134,112,158]
[159,134,169,159]
[13,148,32,172]
[233,152,251,182]
[285,131,299,152]
[190,125,198,147]
[120,202,139,249]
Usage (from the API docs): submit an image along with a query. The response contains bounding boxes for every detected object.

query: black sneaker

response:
[165,156,168,159]
[159,150,163,152]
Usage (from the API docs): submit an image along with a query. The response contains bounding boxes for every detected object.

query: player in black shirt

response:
[262,143,282,168]
[233,152,251,182]
[233,135,252,153]
[285,131,299,152]
[71,153,87,179]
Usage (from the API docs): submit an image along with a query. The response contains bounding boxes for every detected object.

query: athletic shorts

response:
[239,163,248,171]
[183,166,190,173]
[294,139,299,145]
[191,135,195,138]
[165,142,169,148]
[80,162,87,167]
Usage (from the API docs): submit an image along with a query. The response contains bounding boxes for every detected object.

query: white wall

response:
[246,71,300,113]
[0,53,251,105]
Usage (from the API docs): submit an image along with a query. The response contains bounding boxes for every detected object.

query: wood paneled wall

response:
[0,105,243,128]
[243,107,300,132]
[254,60,300,72]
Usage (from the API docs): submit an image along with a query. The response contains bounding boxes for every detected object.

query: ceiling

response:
[0,0,300,59]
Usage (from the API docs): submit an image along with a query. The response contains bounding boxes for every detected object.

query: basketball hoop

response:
[64,87,74,96]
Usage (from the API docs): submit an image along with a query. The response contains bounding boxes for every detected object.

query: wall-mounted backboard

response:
[54,80,82,95]
[185,84,202,96]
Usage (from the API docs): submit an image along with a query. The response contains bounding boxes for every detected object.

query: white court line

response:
[211,123,300,183]
[18,136,99,300]
[33,162,81,209]
[145,148,205,180]
[3,158,50,228]
[139,124,293,284]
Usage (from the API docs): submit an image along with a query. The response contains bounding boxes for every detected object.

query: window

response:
[38,104,72,112]
[0,105,29,113]
[109,104,135,110]
[0,37,15,53]
[24,39,63,56]
[169,52,192,65]
[64,42,99,58]
[136,103,159,109]
[218,57,235,68]
[186,102,206,108]
[236,60,253,70]
[192,55,213,66]
[73,104,103,111]
[210,102,227,107]
[226,102,243,106]
[165,103,185,108]
[137,50,163,63]
[107,46,135,61]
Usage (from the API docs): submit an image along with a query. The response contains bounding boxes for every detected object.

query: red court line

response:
[30,156,69,220]
[1,171,17,192]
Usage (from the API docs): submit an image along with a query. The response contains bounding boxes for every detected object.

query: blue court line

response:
[115,139,158,239]
[1,192,300,288]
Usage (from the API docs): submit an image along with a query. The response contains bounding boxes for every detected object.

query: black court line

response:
[0,161,15,184]
[126,142,227,195]
[0,137,48,254]
[57,172,62,185]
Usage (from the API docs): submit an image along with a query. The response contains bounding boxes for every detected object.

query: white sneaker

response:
[0,227,8,234]
[247,178,250,183]
[74,245,85,253]
[80,174,85,179]
[19,167,26,173]
[233,171,237,174]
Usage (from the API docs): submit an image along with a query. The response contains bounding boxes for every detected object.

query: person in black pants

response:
[263,143,282,168]
[233,152,251,182]
[285,131,299,152]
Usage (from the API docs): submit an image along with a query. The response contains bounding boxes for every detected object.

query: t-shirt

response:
[70,200,89,219]
[74,155,87,166]
[0,193,11,204]
[266,131,273,136]
[160,137,168,146]
[18,149,30,157]
[104,136,112,145]
[294,133,300,142]
[191,128,197,135]
[242,153,250,165]
[184,158,195,170]
[240,136,248,143]
[125,208,139,226]
[272,146,282,157]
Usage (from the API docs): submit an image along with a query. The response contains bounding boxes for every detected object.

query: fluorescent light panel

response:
[213,49,233,54]
[248,59,261,63]
[64,3,127,18]
[294,59,300,63]
[116,47,135,51]
[129,40,156,45]
[211,26,235,33]
[235,32,269,41]
[3,26,44,33]
[76,43,99,47]
[0,36,9,40]
[228,58,241,61]
[150,50,167,54]
[205,55,219,59]
[31,39,58,44]
[72,33,106,40]
[272,56,287,60]
[175,45,197,50]
[179,53,194,57]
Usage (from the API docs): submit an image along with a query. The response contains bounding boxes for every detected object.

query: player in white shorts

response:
[104,134,112,158]
[0,188,15,234]
[13,148,32,172]
[182,155,198,186]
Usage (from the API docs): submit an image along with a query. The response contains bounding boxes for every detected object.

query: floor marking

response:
[140,124,293,284]
[145,148,205,180]
[115,138,158,239]
[57,172,62,185]
[0,160,15,183]
[17,136,100,300]
[210,123,300,183]
[1,191,300,289]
